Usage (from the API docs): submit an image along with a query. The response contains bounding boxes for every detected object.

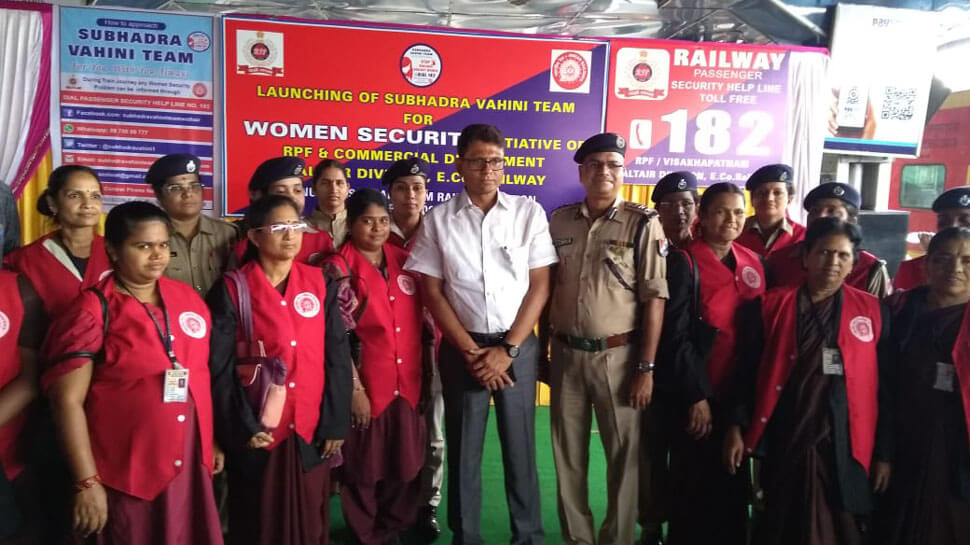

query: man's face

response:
[456,140,504,197]
[656,191,697,236]
[578,151,624,201]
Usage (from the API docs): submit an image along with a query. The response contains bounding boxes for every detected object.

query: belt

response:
[468,331,509,347]
[555,331,633,353]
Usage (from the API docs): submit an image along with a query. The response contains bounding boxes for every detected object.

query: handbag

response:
[225,270,288,430]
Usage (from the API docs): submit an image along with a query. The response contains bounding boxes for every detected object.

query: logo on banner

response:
[629,119,653,149]
[237,30,285,77]
[179,312,207,339]
[294,292,321,318]
[401,44,442,88]
[849,316,874,342]
[193,83,208,98]
[615,48,670,100]
[65,75,82,90]
[187,31,211,52]
[550,50,591,94]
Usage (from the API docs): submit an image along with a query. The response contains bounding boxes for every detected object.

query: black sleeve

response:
[727,298,764,429]
[874,301,894,462]
[658,250,712,405]
[206,278,261,449]
[17,275,48,350]
[315,274,353,442]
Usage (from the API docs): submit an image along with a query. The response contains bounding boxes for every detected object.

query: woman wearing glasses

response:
[43,201,222,544]
[4,165,112,316]
[208,195,352,545]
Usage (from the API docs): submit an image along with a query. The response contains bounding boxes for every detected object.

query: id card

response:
[163,368,190,403]
[822,348,844,376]
[934,362,955,393]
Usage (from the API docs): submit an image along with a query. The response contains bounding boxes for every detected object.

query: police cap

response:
[248,157,306,193]
[803,182,861,210]
[931,187,970,212]
[745,163,793,191]
[146,153,201,190]
[381,157,430,186]
[574,132,626,163]
[651,171,697,203]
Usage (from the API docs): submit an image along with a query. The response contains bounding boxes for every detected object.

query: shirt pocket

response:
[600,241,636,292]
[502,244,531,282]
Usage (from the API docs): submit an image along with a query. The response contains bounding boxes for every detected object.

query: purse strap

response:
[683,248,704,326]
[225,270,255,345]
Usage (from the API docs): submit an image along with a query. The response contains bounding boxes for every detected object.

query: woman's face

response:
[110,220,171,285]
[314,167,349,213]
[389,176,428,217]
[803,234,855,289]
[49,173,102,228]
[248,204,305,262]
[926,238,970,302]
[751,182,790,221]
[699,192,746,244]
[266,177,306,214]
[350,203,390,253]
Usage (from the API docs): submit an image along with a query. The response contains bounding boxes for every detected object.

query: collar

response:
[390,214,421,240]
[197,214,217,235]
[746,214,793,234]
[454,189,509,215]
[311,207,346,222]
[578,195,624,221]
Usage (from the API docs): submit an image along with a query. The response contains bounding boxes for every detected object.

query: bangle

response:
[74,474,102,492]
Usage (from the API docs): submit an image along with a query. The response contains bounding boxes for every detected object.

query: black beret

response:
[745,163,793,191]
[248,157,306,193]
[932,187,970,212]
[381,157,430,186]
[804,182,861,210]
[651,171,697,203]
[574,132,626,163]
[146,153,201,188]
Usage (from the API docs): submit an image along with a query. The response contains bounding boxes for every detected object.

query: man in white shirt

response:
[405,124,557,545]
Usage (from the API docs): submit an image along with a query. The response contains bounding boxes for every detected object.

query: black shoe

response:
[413,505,441,542]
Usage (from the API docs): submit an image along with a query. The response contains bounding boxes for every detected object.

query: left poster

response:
[54,7,215,209]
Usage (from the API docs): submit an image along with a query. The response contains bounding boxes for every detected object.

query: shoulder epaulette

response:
[550,203,582,217]
[623,201,657,217]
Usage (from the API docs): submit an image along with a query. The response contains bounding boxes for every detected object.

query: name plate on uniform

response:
[822,348,844,376]
[163,369,190,403]
[934,362,955,392]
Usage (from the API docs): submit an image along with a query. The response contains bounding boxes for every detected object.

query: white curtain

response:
[0,7,43,188]
[784,50,830,224]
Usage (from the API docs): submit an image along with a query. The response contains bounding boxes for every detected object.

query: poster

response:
[222,16,608,216]
[824,4,937,157]
[55,7,215,208]
[606,40,790,186]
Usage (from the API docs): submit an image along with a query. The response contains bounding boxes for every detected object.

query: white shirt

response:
[404,190,559,333]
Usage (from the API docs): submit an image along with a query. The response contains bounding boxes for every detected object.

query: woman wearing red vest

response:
[208,195,352,545]
[724,217,892,545]
[321,189,429,545]
[43,201,222,545]
[659,182,764,545]
[3,165,112,316]
[877,227,970,544]
[0,271,46,543]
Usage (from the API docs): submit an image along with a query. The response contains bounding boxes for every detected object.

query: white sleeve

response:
[403,213,444,279]
[526,201,559,270]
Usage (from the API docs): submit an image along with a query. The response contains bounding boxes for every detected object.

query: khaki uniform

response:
[307,207,348,247]
[165,214,238,297]
[548,197,667,545]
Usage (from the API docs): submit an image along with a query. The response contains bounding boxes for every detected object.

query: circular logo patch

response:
[741,266,762,289]
[552,51,589,91]
[294,292,321,318]
[187,31,211,52]
[401,44,442,88]
[0,311,9,339]
[178,311,207,339]
[632,62,653,82]
[397,275,417,296]
[192,82,208,98]
[849,316,874,343]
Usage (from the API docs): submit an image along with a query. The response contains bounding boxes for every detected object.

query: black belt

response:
[468,331,508,347]
[555,331,634,353]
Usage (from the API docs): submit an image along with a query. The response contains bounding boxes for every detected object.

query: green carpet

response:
[329,406,609,544]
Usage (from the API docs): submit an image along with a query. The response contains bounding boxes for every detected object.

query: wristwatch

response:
[634,360,656,374]
[500,340,520,358]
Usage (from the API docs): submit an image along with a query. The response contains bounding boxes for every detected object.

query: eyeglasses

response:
[582,160,624,171]
[252,222,308,235]
[461,157,505,171]
[163,182,204,195]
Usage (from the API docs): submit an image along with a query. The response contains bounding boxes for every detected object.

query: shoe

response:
[413,504,441,542]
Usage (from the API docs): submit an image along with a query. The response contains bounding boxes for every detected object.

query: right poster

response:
[606,39,791,186]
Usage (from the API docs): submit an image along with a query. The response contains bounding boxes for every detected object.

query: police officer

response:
[651,171,699,249]
[543,132,668,545]
[147,153,238,297]
[894,186,970,291]
[735,164,805,257]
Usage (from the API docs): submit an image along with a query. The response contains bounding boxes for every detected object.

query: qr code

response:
[881,86,917,121]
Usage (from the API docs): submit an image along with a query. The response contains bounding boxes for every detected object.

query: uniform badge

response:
[960,194,970,207]
[740,266,762,289]
[677,179,687,190]
[186,160,197,173]
[397,275,417,296]
[616,135,625,148]
[833,186,845,197]
[293,164,304,176]
[553,237,573,248]
[779,170,789,182]
[178,311,208,339]
[294,292,321,318]
[0,311,9,339]
[657,238,669,257]
[849,316,874,342]
[410,164,420,174]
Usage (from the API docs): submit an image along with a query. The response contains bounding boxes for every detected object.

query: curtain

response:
[784,50,830,223]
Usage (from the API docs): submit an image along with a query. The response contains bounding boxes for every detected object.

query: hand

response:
[686,399,713,440]
[212,443,225,475]
[320,439,343,459]
[248,431,274,449]
[723,425,745,475]
[73,483,108,537]
[468,347,514,390]
[351,390,372,430]
[871,460,891,493]
[629,372,654,409]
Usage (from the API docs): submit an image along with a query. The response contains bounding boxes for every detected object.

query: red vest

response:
[950,303,970,448]
[744,285,881,472]
[3,233,112,316]
[326,244,423,417]
[735,217,805,257]
[765,242,882,294]
[226,261,327,448]
[893,256,926,292]
[232,229,334,266]
[688,239,765,397]
[0,271,26,480]
[41,276,214,500]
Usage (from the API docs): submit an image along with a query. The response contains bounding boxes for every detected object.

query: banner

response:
[54,7,215,208]
[222,16,608,216]
[606,40,790,186]
[823,4,937,157]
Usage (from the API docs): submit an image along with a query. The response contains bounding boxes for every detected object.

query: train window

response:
[900,164,946,209]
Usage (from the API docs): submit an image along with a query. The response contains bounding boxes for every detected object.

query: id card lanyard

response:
[117,280,188,402]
